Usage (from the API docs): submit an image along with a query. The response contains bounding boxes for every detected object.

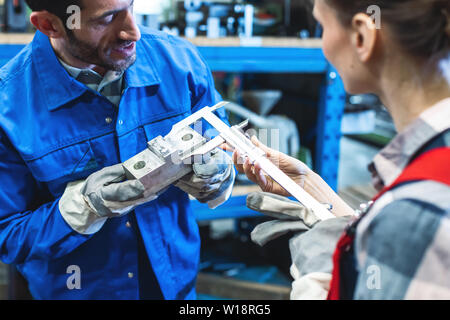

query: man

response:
[0,0,235,299]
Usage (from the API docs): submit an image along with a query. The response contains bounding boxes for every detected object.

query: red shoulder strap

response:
[373,147,450,202]
[328,147,450,300]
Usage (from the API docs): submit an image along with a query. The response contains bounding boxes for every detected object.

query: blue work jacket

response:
[0,27,226,299]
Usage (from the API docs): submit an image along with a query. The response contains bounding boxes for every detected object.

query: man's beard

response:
[65,30,136,72]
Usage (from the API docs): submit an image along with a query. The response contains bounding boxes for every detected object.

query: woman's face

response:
[313,0,373,94]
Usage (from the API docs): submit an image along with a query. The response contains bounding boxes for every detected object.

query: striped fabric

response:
[58,59,124,107]
[353,98,450,299]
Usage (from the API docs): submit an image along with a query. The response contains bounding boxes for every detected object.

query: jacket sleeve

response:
[0,129,93,265]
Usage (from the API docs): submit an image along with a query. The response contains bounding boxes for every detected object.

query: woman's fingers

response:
[253,163,270,191]
[242,157,259,185]
[231,136,292,193]
[221,142,234,152]
[250,136,272,157]
[251,135,285,166]
[233,149,249,174]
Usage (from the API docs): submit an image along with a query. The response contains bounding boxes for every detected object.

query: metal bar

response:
[202,107,335,221]
[192,119,248,156]
[170,101,228,133]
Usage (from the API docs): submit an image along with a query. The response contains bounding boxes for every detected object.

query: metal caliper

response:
[122,101,335,220]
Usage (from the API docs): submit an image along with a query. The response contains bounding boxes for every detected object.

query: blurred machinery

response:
[3,0,28,32]
[223,90,300,183]
[133,0,165,30]
[343,94,396,147]
[161,0,317,38]
[341,94,378,135]
[181,0,256,38]
[184,0,204,37]
[0,0,3,31]
[227,90,300,157]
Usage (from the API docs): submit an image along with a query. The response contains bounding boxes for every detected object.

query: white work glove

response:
[246,192,351,300]
[59,163,157,235]
[175,148,235,209]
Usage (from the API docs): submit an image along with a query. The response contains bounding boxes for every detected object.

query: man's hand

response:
[59,163,157,234]
[175,148,235,209]
[80,164,157,217]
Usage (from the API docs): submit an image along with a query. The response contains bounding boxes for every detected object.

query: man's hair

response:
[25,0,82,26]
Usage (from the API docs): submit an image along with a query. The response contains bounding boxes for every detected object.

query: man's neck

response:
[50,37,107,77]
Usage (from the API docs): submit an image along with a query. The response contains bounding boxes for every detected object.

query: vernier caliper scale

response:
[123,101,335,220]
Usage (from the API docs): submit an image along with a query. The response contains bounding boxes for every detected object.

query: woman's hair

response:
[325,0,450,59]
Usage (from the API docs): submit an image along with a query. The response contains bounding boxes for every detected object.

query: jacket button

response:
[128,272,134,279]
[105,117,113,124]
[118,120,124,125]
[125,221,131,228]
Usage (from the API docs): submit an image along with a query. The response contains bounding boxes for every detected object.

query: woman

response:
[232,0,450,299]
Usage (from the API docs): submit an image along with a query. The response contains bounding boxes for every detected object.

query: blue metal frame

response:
[197,46,328,73]
[315,66,346,191]
[192,195,262,221]
[0,42,347,220]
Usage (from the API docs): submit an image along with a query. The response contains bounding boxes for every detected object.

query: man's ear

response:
[350,13,378,63]
[30,11,66,39]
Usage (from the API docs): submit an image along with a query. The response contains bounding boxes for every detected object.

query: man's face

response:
[64,0,141,72]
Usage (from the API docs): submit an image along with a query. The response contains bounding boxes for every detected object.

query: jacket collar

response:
[124,33,161,88]
[32,31,87,111]
[31,30,161,111]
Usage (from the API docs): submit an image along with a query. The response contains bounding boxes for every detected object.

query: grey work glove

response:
[289,216,351,299]
[59,163,157,235]
[246,192,322,246]
[175,148,236,209]
[289,216,351,277]
[246,191,352,299]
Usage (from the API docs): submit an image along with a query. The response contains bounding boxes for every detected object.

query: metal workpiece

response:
[123,102,244,197]
[123,102,335,220]
[123,125,211,195]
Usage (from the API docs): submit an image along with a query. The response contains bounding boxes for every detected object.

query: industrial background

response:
[0,0,396,300]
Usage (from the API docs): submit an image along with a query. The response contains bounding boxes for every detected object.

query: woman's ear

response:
[350,13,379,63]
[30,11,66,39]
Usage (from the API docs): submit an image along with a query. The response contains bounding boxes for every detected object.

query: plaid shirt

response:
[353,98,450,299]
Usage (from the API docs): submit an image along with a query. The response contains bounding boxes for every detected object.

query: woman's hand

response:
[225,136,355,218]
[231,136,311,197]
